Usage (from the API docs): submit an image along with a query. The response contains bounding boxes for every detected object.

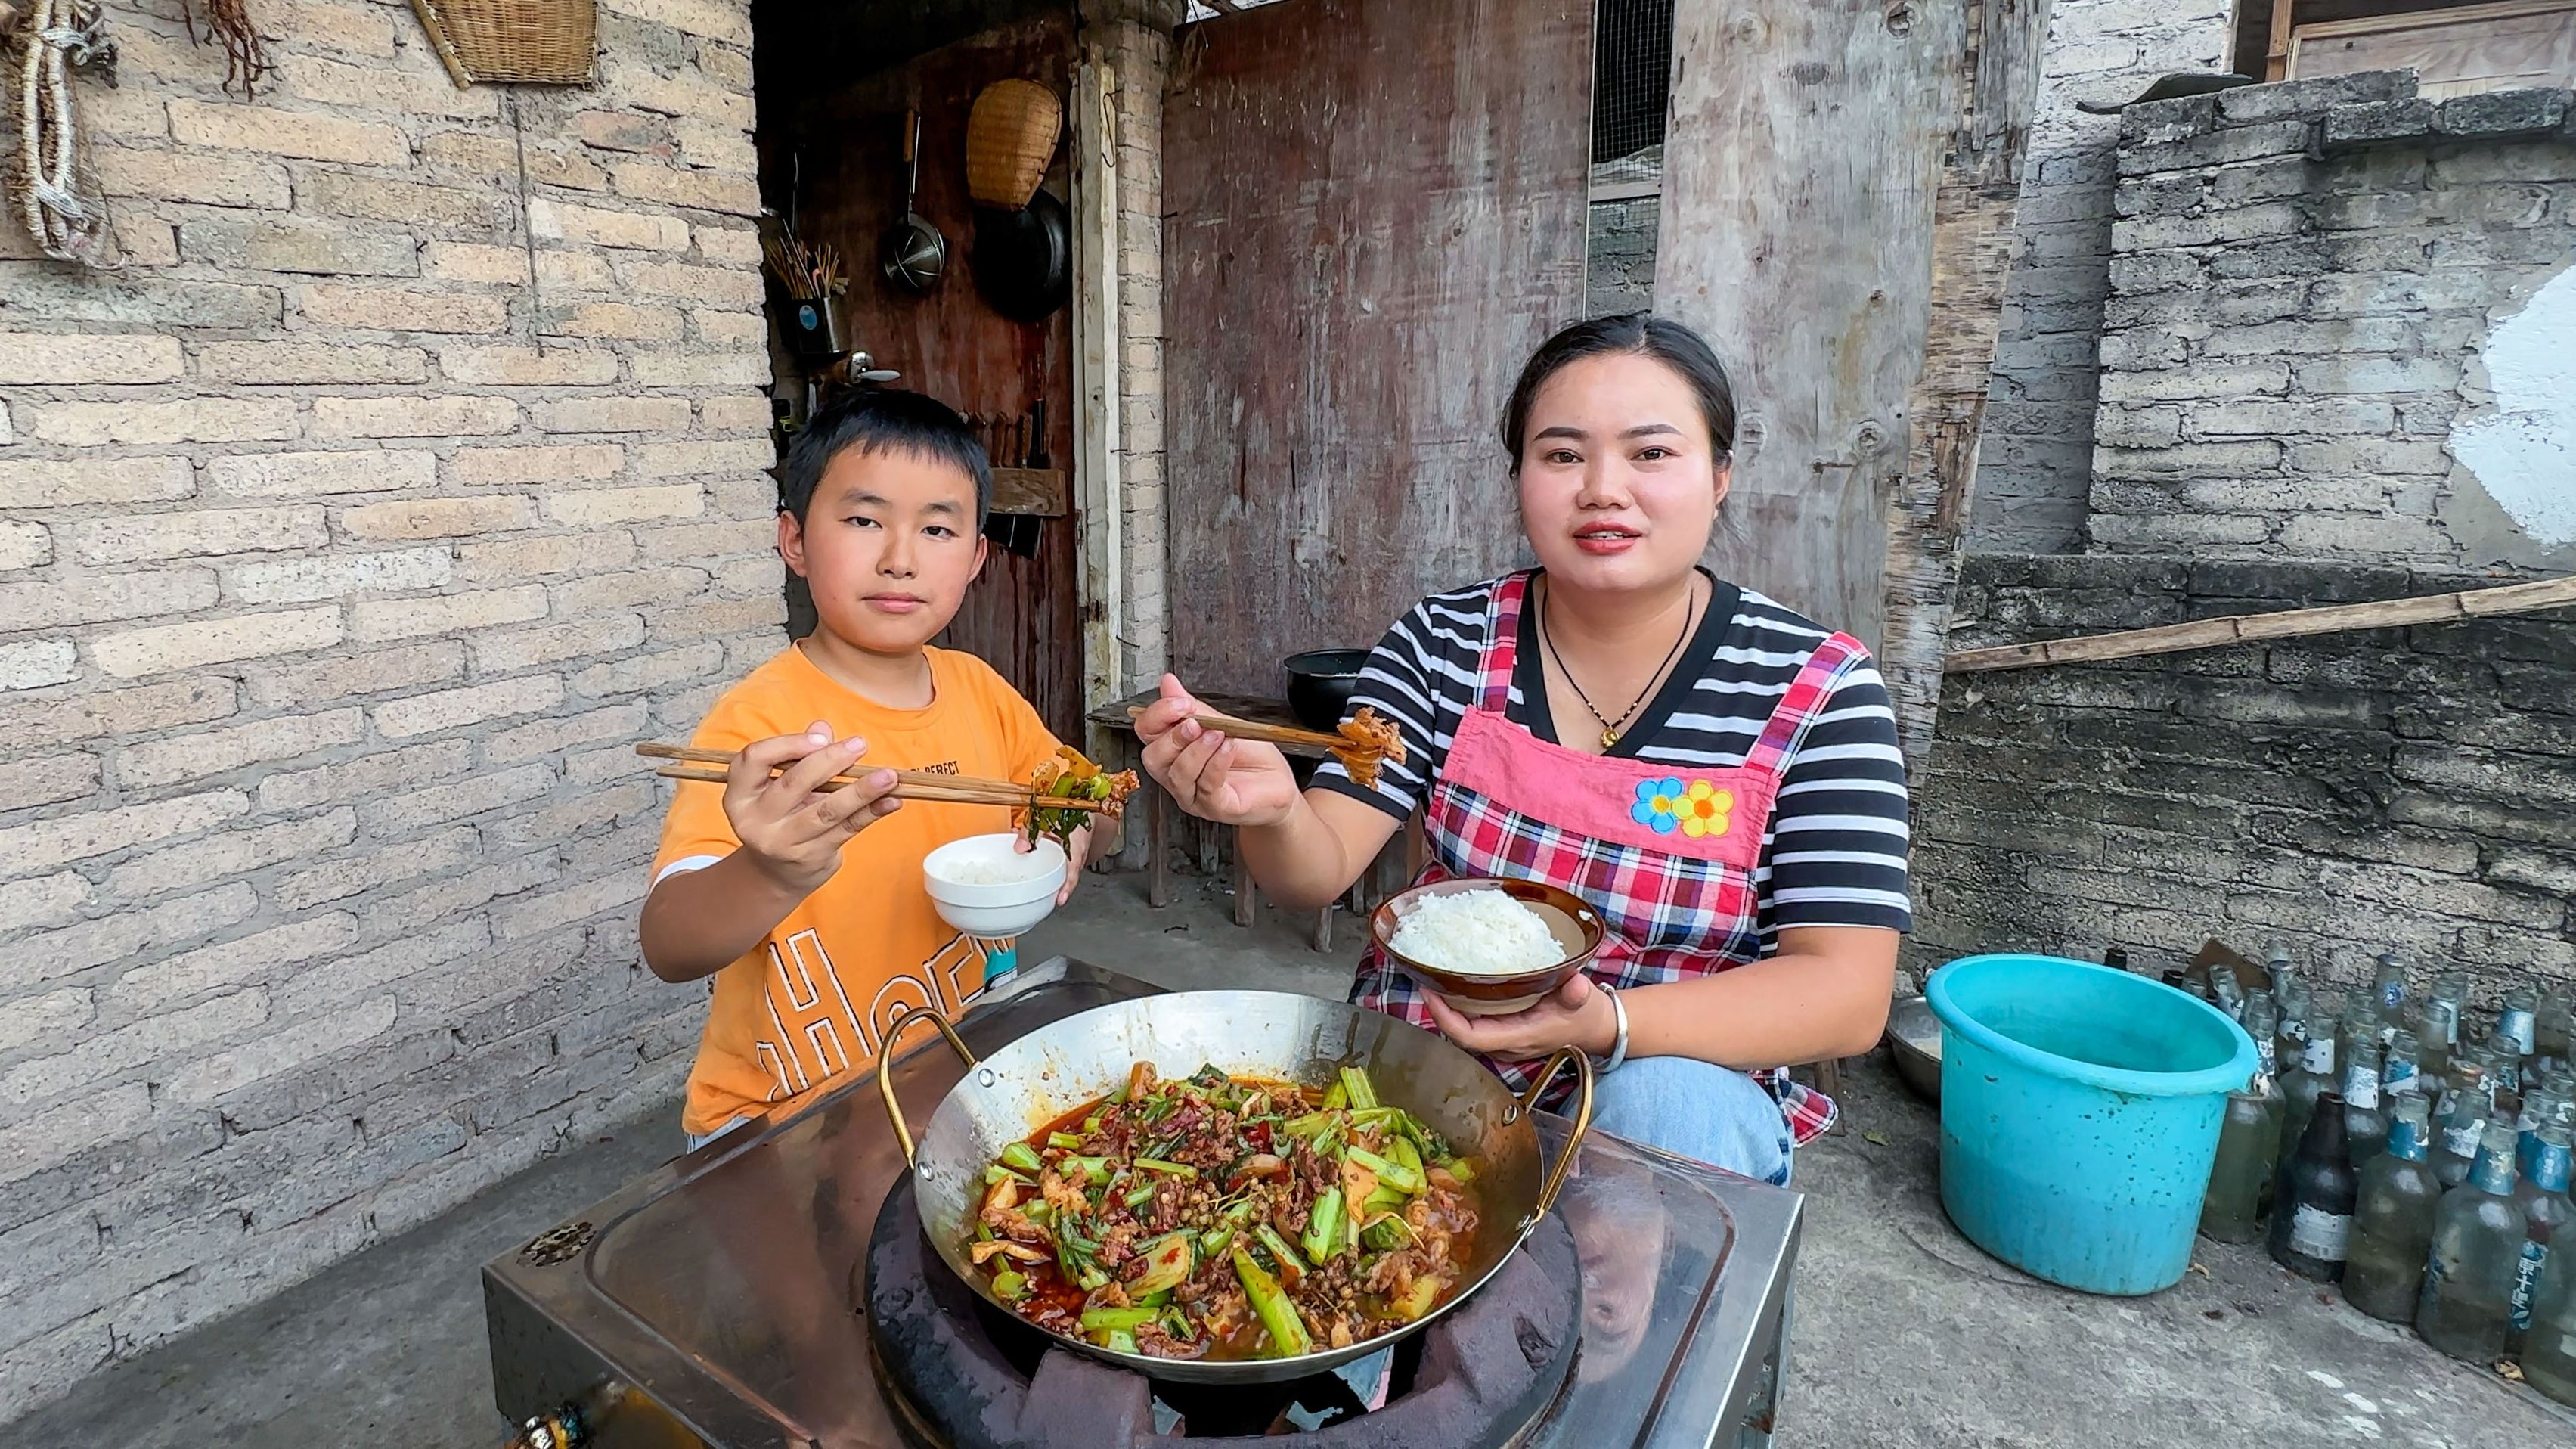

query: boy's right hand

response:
[725,721,900,895]
[1136,674,1300,829]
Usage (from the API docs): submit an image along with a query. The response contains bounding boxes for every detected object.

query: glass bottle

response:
[2263,941,2296,997]
[2382,1027,2423,1102]
[2370,953,2408,1036]
[2209,964,2246,1022]
[2243,994,2280,1081]
[2271,1091,2356,1281]
[2513,1122,2575,1354]
[2501,985,2541,1061]
[2243,993,2284,1218]
[2479,1025,2524,1102]
[2423,973,2468,1080]
[2275,1013,2338,1204]
[2202,1084,2280,1245]
[2417,1120,2527,1362]
[2522,1078,2569,1183]
[2339,994,2382,1071]
[2342,1094,2444,1323]
[2434,1063,2490,1190]
[2525,1225,2576,1408]
[2342,1038,2388,1166]
[2275,974,2313,1077]
[2536,986,2573,1076]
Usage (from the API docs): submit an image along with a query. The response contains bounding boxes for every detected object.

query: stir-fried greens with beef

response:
[967,1061,1480,1359]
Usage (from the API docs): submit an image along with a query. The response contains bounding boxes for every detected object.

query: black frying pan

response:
[972,188,1070,323]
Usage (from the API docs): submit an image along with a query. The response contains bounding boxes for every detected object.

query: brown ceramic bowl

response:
[1370,877,1605,1016]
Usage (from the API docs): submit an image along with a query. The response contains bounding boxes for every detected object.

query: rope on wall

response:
[9,0,119,266]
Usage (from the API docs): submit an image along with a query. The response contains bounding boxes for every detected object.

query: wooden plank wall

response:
[764,14,1087,746]
[1654,0,2053,759]
[1160,0,1594,698]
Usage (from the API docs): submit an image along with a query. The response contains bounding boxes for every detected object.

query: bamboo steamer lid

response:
[966,79,1063,211]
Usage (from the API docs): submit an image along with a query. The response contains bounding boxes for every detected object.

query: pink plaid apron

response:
[1352,571,1864,1145]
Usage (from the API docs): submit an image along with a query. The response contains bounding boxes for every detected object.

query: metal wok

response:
[876,989,1592,1384]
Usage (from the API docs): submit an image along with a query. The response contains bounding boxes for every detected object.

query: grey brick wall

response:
[1585,196,1659,317]
[0,0,773,1420]
[2093,71,2576,571]
[1965,0,2233,554]
[1914,554,2576,1004]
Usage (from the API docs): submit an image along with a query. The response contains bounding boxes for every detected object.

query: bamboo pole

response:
[1944,574,2576,675]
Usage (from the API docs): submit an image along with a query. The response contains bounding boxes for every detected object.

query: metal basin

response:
[1886,993,1942,1103]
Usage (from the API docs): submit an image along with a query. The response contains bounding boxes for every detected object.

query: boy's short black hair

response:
[777,387,990,527]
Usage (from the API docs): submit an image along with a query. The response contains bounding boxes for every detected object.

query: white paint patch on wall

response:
[2453,261,2576,545]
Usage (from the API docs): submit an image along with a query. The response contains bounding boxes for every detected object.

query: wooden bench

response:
[1087,689,1410,952]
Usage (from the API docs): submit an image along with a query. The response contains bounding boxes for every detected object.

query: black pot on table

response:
[1282,648,1369,734]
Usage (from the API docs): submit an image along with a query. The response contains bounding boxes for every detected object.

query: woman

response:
[1136,314,1908,1184]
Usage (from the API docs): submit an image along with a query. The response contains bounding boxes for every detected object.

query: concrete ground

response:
[13,873,2571,1447]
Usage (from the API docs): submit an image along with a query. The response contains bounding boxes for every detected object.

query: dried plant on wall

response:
[181,0,271,100]
[8,0,121,266]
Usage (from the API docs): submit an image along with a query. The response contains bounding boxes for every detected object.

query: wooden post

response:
[1145,782,1170,908]
[2265,0,2297,81]
[1071,48,1126,763]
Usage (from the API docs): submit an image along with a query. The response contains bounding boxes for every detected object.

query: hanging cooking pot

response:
[971,188,1070,324]
[880,109,947,295]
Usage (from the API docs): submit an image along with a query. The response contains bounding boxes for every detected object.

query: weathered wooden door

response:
[1160,0,1595,697]
[1654,0,2052,752]
[769,15,1087,746]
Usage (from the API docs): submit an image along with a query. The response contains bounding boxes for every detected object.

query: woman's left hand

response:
[1421,973,1618,1061]
[1015,824,1090,905]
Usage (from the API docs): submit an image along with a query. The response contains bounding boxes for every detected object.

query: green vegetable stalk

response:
[1232,1246,1313,1357]
[999,1141,1043,1176]
[1347,1145,1423,1195]
[1300,1187,1347,1263]
[1080,1305,1159,1333]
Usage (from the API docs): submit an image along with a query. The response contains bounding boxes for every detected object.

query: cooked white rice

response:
[1388,889,1563,976]
[938,856,1055,886]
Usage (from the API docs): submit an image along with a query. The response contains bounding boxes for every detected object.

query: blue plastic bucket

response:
[1927,953,2258,1295]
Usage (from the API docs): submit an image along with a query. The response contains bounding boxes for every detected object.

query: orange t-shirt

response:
[650,641,1063,1135]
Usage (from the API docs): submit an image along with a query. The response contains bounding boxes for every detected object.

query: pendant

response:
[1601,727,1620,749]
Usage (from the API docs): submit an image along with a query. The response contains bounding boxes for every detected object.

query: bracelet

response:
[1595,985,1629,1075]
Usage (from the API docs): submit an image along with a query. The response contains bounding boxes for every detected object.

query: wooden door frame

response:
[1070,45,1125,756]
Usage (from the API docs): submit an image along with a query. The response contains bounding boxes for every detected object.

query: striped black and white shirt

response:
[1312,572,1913,944]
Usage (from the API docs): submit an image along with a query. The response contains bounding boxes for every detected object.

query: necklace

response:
[1536,578,1700,750]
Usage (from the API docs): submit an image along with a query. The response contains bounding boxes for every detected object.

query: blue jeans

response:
[1588,1056,1795,1186]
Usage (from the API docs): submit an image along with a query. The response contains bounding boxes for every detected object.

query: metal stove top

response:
[484,960,1802,1449]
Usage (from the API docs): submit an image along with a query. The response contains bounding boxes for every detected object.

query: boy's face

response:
[779,445,986,656]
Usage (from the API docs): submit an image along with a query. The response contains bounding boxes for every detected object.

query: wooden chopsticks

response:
[634,743,1110,813]
[1123,706,1344,754]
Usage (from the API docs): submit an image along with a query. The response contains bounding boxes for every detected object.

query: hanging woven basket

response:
[410,0,598,87]
[965,79,1062,211]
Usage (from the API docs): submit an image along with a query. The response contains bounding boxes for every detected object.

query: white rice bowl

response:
[1387,888,1565,976]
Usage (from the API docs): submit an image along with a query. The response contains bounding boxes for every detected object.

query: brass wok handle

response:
[1515,1047,1594,1229]
[876,1004,979,1167]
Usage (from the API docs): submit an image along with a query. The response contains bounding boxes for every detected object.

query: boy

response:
[641,388,1083,1146]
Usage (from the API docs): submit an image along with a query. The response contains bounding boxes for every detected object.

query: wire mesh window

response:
[1592,0,1675,166]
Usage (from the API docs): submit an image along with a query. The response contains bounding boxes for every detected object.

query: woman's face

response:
[1514,352,1729,595]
